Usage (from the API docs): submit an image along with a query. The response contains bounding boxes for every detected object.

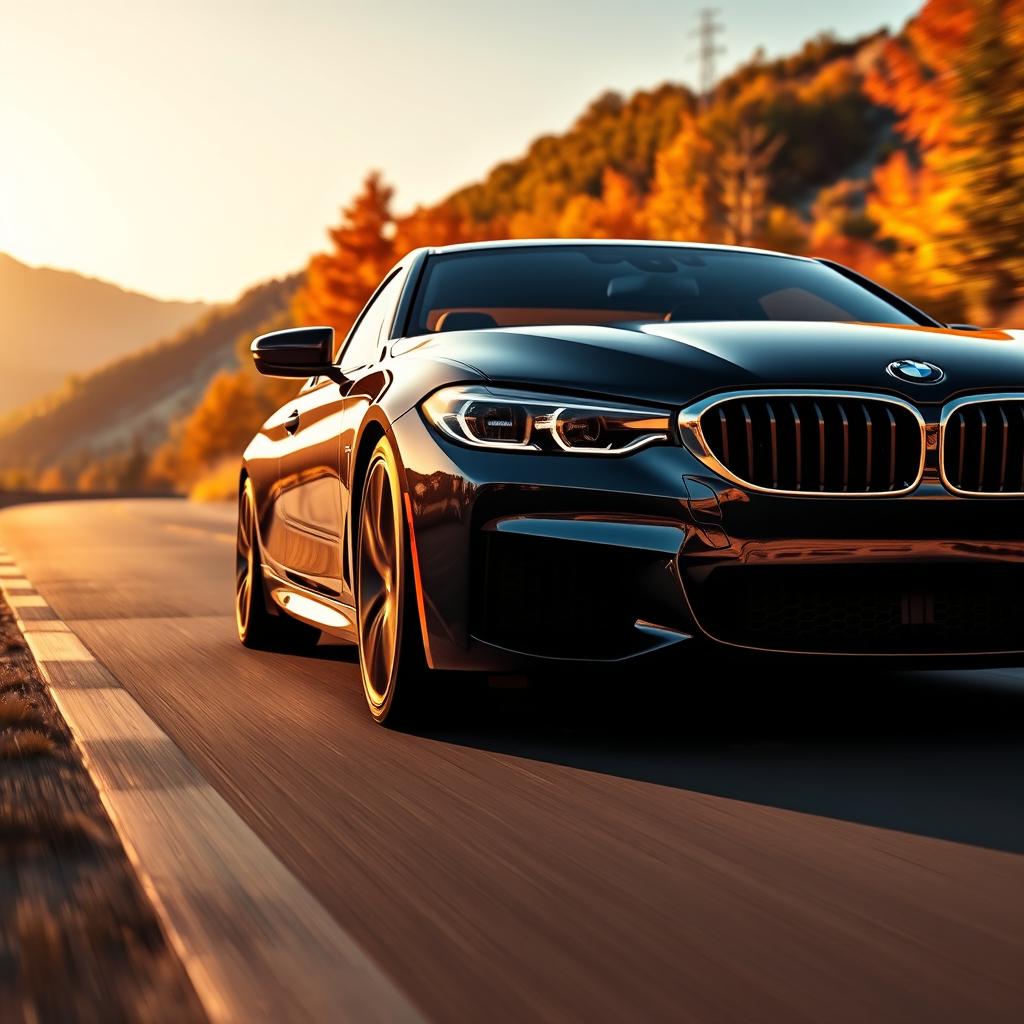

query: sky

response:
[0,0,921,303]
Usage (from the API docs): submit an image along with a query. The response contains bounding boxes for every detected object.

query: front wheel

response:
[356,437,429,725]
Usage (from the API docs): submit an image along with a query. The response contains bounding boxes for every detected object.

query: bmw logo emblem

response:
[886,359,945,384]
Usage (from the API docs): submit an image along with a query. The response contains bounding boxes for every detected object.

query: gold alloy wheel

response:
[357,448,404,714]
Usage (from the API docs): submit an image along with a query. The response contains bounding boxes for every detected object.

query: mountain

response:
[0,274,299,487]
[0,252,209,415]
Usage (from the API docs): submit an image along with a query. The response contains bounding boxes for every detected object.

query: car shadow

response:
[425,663,1024,855]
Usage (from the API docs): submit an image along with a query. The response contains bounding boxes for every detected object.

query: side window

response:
[337,270,404,373]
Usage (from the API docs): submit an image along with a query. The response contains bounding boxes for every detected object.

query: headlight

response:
[421,385,672,454]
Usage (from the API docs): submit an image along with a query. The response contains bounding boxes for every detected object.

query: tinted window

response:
[338,270,403,372]
[408,245,923,334]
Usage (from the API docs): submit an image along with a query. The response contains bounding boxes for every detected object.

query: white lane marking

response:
[7,594,49,608]
[25,630,94,661]
[106,782,421,1024]
[3,546,424,1024]
[19,619,71,633]
[53,687,169,743]
[0,577,33,590]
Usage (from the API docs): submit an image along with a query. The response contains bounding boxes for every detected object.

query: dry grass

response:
[0,807,109,853]
[13,879,173,1018]
[0,676,31,696]
[0,693,46,728]
[0,728,56,759]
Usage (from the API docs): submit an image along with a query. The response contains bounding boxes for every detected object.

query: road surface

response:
[2,498,1022,1022]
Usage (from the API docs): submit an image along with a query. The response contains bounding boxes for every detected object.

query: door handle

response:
[284,410,300,435]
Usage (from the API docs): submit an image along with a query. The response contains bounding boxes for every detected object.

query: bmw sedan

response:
[237,239,1024,723]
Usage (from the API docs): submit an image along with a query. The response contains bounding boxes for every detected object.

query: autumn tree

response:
[867,0,1024,321]
[394,202,488,253]
[644,113,718,242]
[292,172,397,338]
[716,123,785,245]
[75,440,150,494]
[149,371,276,490]
[810,179,882,269]
[945,0,1024,318]
[556,168,647,238]
[506,182,568,238]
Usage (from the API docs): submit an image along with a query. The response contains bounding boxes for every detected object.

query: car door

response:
[273,373,347,596]
[277,268,405,599]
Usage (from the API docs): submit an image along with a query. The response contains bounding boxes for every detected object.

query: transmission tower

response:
[691,8,725,107]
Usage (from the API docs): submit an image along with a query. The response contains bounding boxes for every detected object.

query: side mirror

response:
[251,326,335,377]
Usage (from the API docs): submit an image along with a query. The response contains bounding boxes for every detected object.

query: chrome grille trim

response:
[940,393,1024,497]
[679,389,927,497]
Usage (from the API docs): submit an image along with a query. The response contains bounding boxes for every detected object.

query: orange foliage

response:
[556,169,647,239]
[394,203,490,252]
[868,151,963,281]
[292,172,397,341]
[150,371,278,489]
[505,184,566,239]
[36,465,72,493]
[865,0,1024,321]
[759,206,809,255]
[865,1,977,149]
[645,113,717,242]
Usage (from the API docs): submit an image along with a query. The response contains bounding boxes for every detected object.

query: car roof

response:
[423,238,815,262]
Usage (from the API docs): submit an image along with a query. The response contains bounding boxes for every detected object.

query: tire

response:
[236,477,322,652]
[355,436,430,725]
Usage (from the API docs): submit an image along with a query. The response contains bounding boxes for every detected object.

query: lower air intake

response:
[693,564,1024,654]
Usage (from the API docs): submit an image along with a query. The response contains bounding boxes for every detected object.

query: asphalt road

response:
[2,497,1023,1023]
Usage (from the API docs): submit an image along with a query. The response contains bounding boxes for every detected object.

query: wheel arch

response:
[348,413,431,665]
[350,420,389,541]
[237,462,266,550]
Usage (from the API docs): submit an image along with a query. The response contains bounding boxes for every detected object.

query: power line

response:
[691,8,725,107]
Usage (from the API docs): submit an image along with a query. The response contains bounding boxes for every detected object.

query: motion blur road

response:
[2,498,1023,1022]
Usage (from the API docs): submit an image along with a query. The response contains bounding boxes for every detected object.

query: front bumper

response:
[392,409,1024,671]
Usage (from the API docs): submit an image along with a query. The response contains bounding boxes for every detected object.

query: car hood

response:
[421,320,1024,407]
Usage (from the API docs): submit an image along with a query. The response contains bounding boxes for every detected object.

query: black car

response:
[238,239,1024,723]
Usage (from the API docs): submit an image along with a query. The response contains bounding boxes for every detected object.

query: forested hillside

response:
[0,276,298,491]
[0,252,207,415]
[173,28,898,497]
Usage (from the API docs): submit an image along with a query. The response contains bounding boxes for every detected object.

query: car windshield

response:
[407,244,924,334]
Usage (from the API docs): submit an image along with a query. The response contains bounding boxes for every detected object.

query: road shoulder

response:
[0,540,423,1024]
[0,554,206,1023]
